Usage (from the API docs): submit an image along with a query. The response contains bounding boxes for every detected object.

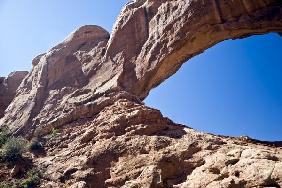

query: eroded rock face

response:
[108,0,282,99]
[0,25,111,135]
[0,0,282,187]
[2,0,282,137]
[0,71,28,118]
[35,92,282,187]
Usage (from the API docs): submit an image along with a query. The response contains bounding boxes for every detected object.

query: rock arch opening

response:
[145,33,282,141]
[1,0,282,139]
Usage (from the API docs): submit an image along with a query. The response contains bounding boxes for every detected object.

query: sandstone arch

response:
[0,0,281,136]
[0,1,282,187]
[108,0,282,99]
[144,32,282,141]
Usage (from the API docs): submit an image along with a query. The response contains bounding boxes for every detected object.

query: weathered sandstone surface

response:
[37,93,282,187]
[1,0,282,187]
[0,71,28,118]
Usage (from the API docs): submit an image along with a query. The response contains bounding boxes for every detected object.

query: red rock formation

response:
[36,92,282,187]
[0,71,28,118]
[0,0,282,187]
[108,0,282,99]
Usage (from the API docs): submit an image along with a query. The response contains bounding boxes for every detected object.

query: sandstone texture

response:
[0,71,28,118]
[36,94,282,187]
[0,0,282,187]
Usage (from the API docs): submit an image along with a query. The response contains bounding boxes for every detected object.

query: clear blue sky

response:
[1,1,281,141]
[0,0,128,76]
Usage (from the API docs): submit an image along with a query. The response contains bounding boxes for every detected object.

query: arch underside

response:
[107,0,282,99]
[0,1,282,187]
[1,0,281,137]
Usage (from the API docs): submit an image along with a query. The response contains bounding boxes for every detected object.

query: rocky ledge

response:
[0,0,282,187]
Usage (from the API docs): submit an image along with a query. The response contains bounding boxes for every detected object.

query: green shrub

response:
[21,169,41,188]
[0,137,26,162]
[50,128,60,138]
[28,139,43,151]
[0,182,17,188]
[0,127,10,147]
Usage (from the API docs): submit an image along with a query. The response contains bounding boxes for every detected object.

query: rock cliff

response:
[0,0,282,187]
[0,71,28,118]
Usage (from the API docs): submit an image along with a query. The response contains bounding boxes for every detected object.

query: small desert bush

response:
[28,140,43,151]
[0,127,10,147]
[0,182,17,188]
[0,137,26,162]
[50,128,60,138]
[21,169,41,188]
[0,169,41,188]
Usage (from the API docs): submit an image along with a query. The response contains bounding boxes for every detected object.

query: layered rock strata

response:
[1,0,282,135]
[35,91,282,187]
[0,0,282,187]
